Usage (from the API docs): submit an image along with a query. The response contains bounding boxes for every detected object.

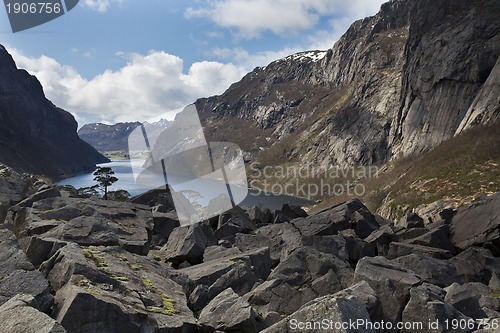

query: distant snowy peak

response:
[282,50,328,63]
[144,118,173,128]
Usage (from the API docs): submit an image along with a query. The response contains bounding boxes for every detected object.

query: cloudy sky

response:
[1,0,386,126]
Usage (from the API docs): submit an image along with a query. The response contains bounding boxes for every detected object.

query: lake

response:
[57,160,314,211]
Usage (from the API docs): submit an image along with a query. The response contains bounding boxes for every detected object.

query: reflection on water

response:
[57,160,313,211]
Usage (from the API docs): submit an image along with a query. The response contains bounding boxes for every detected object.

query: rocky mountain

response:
[193,0,500,171]
[0,164,499,332]
[78,122,142,152]
[78,119,173,156]
[0,45,108,180]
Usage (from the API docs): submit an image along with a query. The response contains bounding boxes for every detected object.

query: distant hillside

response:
[0,45,108,180]
[78,122,142,152]
[78,120,173,159]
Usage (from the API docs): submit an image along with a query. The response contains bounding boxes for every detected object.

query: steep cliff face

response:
[194,0,499,170]
[0,45,109,179]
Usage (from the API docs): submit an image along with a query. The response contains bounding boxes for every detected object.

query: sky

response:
[0,0,387,126]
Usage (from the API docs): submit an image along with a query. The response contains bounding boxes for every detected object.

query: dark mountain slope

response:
[193,0,500,170]
[0,45,108,179]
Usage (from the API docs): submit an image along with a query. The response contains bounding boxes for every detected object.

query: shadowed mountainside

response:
[0,45,108,179]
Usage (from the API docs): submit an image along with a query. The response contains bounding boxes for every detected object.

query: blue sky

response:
[1,0,386,125]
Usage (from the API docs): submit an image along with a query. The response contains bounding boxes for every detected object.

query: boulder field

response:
[0,165,499,332]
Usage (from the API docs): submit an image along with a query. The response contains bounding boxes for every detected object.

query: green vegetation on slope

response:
[312,122,500,219]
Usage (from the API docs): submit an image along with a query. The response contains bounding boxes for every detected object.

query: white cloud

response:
[81,0,124,13]
[8,48,247,125]
[186,0,386,38]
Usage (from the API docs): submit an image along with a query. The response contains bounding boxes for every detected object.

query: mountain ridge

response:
[0,45,109,180]
[192,0,499,171]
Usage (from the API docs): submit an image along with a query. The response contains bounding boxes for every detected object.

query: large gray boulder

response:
[183,248,267,310]
[292,199,379,238]
[8,196,153,256]
[449,247,500,285]
[450,193,500,251]
[269,246,353,291]
[261,293,376,333]
[43,244,196,333]
[0,294,66,333]
[254,223,303,265]
[160,222,217,265]
[243,278,306,317]
[444,283,495,320]
[354,256,422,329]
[395,254,461,287]
[387,242,453,260]
[0,164,37,216]
[406,225,456,253]
[198,288,258,333]
[401,283,473,333]
[0,229,53,312]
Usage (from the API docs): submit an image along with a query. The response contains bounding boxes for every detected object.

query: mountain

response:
[78,119,173,156]
[78,122,143,152]
[192,0,499,170]
[0,45,109,180]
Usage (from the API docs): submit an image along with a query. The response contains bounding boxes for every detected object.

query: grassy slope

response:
[311,122,500,219]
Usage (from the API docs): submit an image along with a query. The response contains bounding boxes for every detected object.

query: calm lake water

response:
[57,160,313,211]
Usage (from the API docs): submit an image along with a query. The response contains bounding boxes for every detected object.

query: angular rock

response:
[0,164,36,208]
[343,235,376,263]
[26,236,67,266]
[254,223,302,265]
[203,245,243,262]
[244,279,304,316]
[199,288,258,333]
[43,244,196,333]
[261,294,376,333]
[152,210,179,239]
[0,229,53,312]
[185,249,269,310]
[402,283,473,333]
[444,283,491,320]
[398,212,425,228]
[395,227,429,242]
[160,222,217,265]
[9,197,153,255]
[450,247,500,284]
[333,281,378,317]
[269,246,353,290]
[301,235,344,259]
[450,193,500,250]
[0,294,66,333]
[273,213,291,224]
[215,216,257,240]
[244,206,272,224]
[365,224,397,256]
[395,254,461,287]
[387,242,453,260]
[292,199,379,238]
[354,256,422,327]
[281,203,308,219]
[16,187,61,209]
[406,225,456,253]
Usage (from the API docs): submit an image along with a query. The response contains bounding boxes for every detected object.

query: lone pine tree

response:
[93,166,118,200]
